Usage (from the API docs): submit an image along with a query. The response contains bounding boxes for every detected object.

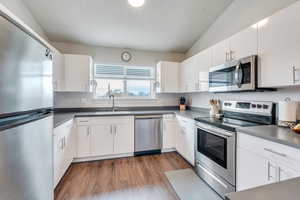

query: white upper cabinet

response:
[64,54,93,92]
[156,62,180,93]
[212,39,230,67]
[194,48,212,92]
[180,57,195,93]
[179,48,211,93]
[258,1,300,87]
[229,26,258,60]
[52,50,65,91]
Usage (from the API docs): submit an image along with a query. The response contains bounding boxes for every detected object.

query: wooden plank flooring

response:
[55,152,192,200]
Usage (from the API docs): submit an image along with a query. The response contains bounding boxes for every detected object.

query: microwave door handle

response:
[235,62,243,88]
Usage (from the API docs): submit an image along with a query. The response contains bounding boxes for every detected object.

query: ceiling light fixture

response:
[128,0,145,8]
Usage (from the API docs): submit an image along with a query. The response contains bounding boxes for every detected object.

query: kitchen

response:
[1,0,300,200]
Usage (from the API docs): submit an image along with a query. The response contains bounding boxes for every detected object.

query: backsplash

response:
[54,92,180,108]
[185,87,300,119]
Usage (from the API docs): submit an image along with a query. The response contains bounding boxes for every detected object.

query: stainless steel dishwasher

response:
[134,115,162,156]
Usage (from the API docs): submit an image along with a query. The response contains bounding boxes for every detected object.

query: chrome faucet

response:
[109,94,116,112]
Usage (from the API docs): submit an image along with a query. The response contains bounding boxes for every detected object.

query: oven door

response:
[195,123,236,185]
[209,55,257,92]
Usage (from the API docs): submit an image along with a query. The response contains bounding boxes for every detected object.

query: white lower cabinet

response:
[53,119,75,188]
[90,125,114,156]
[176,116,195,166]
[237,133,300,191]
[114,123,134,154]
[76,126,91,158]
[237,147,274,191]
[162,115,177,151]
[75,116,134,160]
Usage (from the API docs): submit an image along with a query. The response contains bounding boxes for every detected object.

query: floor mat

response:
[165,169,223,200]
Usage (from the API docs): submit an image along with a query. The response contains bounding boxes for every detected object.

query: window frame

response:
[93,64,157,100]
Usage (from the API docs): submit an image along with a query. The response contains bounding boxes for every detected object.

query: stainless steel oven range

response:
[194,101,275,198]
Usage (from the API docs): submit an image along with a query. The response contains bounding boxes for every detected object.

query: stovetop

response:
[194,116,265,132]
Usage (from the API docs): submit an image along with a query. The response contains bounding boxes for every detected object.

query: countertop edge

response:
[54,110,200,128]
[236,126,300,150]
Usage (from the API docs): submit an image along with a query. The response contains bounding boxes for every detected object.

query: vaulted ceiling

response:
[23,0,233,53]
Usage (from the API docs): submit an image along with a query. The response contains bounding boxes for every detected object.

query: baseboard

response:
[162,148,176,153]
[73,153,134,163]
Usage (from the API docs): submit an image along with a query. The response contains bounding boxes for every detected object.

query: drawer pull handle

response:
[79,120,89,123]
[264,148,287,157]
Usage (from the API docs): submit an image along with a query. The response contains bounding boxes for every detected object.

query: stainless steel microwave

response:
[209,55,257,93]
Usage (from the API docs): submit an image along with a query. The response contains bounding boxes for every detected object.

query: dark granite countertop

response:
[225,177,300,200]
[53,109,209,128]
[237,125,300,149]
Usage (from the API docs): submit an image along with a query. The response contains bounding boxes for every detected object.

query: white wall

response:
[0,0,48,39]
[52,42,185,66]
[186,0,299,57]
[53,42,185,108]
[54,92,180,108]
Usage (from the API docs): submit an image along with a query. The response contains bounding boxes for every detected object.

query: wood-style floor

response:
[55,152,192,200]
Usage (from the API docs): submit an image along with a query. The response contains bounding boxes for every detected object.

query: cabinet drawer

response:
[77,116,134,126]
[89,116,134,125]
[238,133,300,170]
[76,118,91,126]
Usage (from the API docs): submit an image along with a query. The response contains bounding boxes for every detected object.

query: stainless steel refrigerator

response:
[0,14,54,200]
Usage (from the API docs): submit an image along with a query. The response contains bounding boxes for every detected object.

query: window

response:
[93,65,156,98]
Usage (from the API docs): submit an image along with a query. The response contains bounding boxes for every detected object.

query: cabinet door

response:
[176,117,194,164]
[195,48,211,92]
[212,39,230,67]
[184,127,195,165]
[90,125,114,156]
[64,54,92,92]
[53,134,63,187]
[258,1,300,87]
[114,123,134,154]
[53,51,65,91]
[278,165,300,182]
[157,62,179,93]
[76,126,91,158]
[229,26,258,60]
[176,124,185,157]
[163,119,177,150]
[237,147,273,191]
[63,121,74,172]
[180,59,192,92]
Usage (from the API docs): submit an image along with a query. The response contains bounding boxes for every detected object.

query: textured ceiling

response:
[23,0,233,53]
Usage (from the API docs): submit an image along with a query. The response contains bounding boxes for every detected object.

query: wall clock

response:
[121,51,132,62]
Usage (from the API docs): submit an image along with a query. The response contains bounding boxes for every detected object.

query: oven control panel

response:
[223,101,273,116]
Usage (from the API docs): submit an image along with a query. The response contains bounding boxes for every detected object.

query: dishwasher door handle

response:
[135,115,163,119]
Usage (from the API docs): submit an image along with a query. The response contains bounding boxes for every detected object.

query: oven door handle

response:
[196,126,233,138]
[196,162,229,189]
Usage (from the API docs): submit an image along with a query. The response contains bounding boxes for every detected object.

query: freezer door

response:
[0,15,53,116]
[0,115,53,200]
